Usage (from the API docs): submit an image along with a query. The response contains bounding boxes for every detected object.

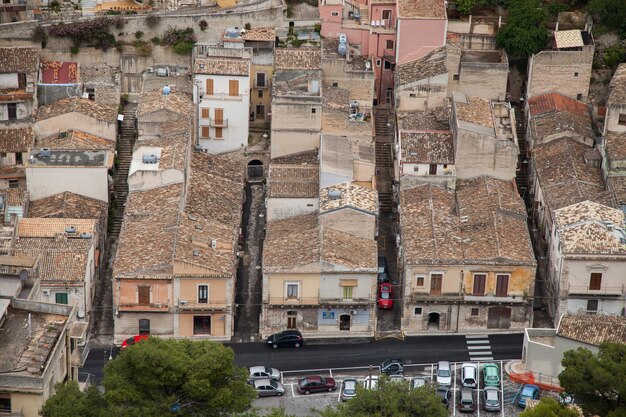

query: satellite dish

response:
[77,310,85,319]
[19,269,29,281]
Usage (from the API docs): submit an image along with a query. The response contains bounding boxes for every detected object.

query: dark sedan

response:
[297,375,337,395]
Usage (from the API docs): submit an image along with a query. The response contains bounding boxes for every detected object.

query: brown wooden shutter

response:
[201,108,209,118]
[229,79,239,96]
[430,274,442,294]
[495,275,509,297]
[205,79,214,95]
[214,108,223,124]
[215,127,223,139]
[473,274,486,296]
[589,273,602,290]
[138,286,150,305]
[201,126,210,138]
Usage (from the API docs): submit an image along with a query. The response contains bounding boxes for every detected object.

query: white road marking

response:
[465,335,489,339]
[468,345,491,350]
[471,356,494,361]
[467,340,490,345]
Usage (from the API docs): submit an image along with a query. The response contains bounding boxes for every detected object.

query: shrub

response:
[145,14,161,28]
[49,17,124,51]
[604,45,626,67]
[31,25,49,48]
[314,22,321,33]
[70,45,80,54]
[244,22,251,30]
[162,26,196,54]
[134,30,143,39]
[49,0,61,12]
[173,40,194,55]
[150,36,161,45]
[199,20,208,31]
[133,40,152,56]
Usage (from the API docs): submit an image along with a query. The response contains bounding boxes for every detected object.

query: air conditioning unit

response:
[42,289,50,296]
[179,300,188,306]
[350,309,358,315]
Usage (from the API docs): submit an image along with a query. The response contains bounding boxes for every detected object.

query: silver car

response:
[411,377,428,389]
[436,361,452,386]
[248,366,280,383]
[483,386,501,411]
[253,378,285,397]
[340,378,358,401]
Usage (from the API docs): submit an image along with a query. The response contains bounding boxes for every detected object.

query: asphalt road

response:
[83,333,523,384]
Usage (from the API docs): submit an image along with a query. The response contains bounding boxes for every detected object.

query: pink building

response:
[319,0,446,104]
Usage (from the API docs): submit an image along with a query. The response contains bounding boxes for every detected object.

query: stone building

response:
[394,46,447,112]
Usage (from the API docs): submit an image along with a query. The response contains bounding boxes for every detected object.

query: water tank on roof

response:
[226,27,240,38]
[142,154,158,164]
[156,67,169,77]
[80,232,93,239]
[162,85,171,95]
[338,42,348,56]
[65,226,77,234]
[339,33,347,44]
[328,190,342,200]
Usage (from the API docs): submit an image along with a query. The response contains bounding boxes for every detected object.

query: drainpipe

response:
[456,270,463,333]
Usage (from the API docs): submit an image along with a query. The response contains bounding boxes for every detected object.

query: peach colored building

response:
[318,0,446,104]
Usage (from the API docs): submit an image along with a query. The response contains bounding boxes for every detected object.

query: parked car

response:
[253,379,285,397]
[482,363,500,387]
[380,358,404,375]
[461,363,478,388]
[362,376,379,390]
[340,378,358,401]
[436,386,452,407]
[121,334,149,349]
[518,384,540,408]
[377,271,390,284]
[297,375,336,395]
[389,374,406,383]
[459,387,475,413]
[266,330,303,349]
[377,283,394,309]
[248,366,280,383]
[411,377,428,389]
[378,256,388,274]
[436,361,452,386]
[483,386,502,412]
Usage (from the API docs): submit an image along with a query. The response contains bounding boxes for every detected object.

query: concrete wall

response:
[266,196,318,221]
[395,73,448,112]
[319,272,375,300]
[34,112,116,142]
[454,129,519,181]
[114,310,175,343]
[605,103,626,134]
[177,312,227,338]
[26,166,109,202]
[320,207,375,240]
[399,172,456,190]
[128,168,184,192]
[271,96,322,158]
[527,47,594,101]
[448,62,508,101]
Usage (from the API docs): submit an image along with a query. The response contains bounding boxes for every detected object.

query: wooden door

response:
[430,274,442,295]
[138,286,150,305]
[487,306,511,329]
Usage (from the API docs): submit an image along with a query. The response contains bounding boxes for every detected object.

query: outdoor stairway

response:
[110,104,136,238]
[514,105,532,210]
[374,106,394,214]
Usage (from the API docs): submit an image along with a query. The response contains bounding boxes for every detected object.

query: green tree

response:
[604,45,626,67]
[496,0,548,57]
[519,397,579,417]
[318,377,448,417]
[559,342,626,417]
[40,382,108,417]
[456,0,478,16]
[587,0,626,38]
[103,338,256,417]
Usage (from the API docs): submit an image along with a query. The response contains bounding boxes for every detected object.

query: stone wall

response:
[528,47,594,101]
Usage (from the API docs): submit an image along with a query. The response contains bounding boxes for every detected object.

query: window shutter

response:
[201,126,210,138]
[201,108,209,118]
[205,79,214,95]
[229,79,239,96]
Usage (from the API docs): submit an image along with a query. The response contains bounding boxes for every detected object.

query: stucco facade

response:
[34,112,116,142]
[26,165,109,202]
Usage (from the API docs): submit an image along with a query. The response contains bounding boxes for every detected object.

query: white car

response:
[248,366,280,383]
[362,375,379,390]
[436,361,452,386]
[461,363,478,388]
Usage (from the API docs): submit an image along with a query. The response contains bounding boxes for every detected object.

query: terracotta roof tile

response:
[607,175,626,206]
[319,182,378,215]
[0,127,33,153]
[13,238,92,283]
[527,93,590,119]
[36,97,117,124]
[17,218,97,238]
[0,47,38,73]
[605,132,626,161]
[607,64,626,106]
[0,166,24,178]
[275,48,321,71]
[133,118,190,174]
[193,56,249,76]
[557,314,626,346]
[397,0,446,18]
[395,47,447,86]
[533,138,615,211]
[268,164,319,198]
[28,192,107,227]
[271,149,318,164]
[529,111,594,142]
[554,30,584,49]
[321,227,377,271]
[4,188,27,206]
[36,130,114,152]
[242,27,276,42]
[136,89,193,120]
[453,94,493,128]
[399,131,454,164]
[554,201,626,255]
[397,108,451,131]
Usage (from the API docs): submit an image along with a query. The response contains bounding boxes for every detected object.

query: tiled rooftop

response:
[554,30,584,49]
[319,182,378,215]
[268,164,319,198]
[136,88,193,121]
[273,71,322,96]
[605,132,626,161]
[322,81,350,111]
[36,130,115,152]
[528,93,590,119]
[28,192,108,226]
[453,94,493,128]
[242,27,276,42]
[0,47,38,73]
[453,93,516,141]
[133,118,190,174]
[554,200,626,255]
[399,131,454,164]
[4,188,27,207]
[274,48,321,71]
[271,149,318,164]
[397,108,451,131]
[0,127,32,153]
[557,314,626,346]
[533,138,615,211]
[13,238,92,283]
[529,110,594,143]
[193,57,249,76]
[36,97,118,124]
[397,0,446,19]
[395,46,447,86]
[607,175,626,206]
[0,166,24,178]
[400,177,535,266]
[607,63,626,106]
[17,218,97,238]
[263,212,377,272]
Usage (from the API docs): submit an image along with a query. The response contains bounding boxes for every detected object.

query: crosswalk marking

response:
[465,335,494,360]
[465,335,488,339]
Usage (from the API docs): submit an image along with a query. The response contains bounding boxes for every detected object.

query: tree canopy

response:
[519,397,580,417]
[496,0,548,57]
[587,0,626,38]
[40,338,256,417]
[318,377,448,417]
[559,342,626,417]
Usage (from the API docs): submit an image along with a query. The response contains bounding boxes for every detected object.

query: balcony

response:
[177,299,229,311]
[254,80,267,89]
[118,302,169,312]
[463,294,527,304]
[410,292,463,303]
[566,284,624,297]
[201,93,243,101]
[209,118,228,127]
[267,297,320,306]
[318,296,372,306]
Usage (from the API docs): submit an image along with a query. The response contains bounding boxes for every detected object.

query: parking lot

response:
[250,360,551,416]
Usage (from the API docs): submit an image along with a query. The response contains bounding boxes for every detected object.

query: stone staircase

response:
[110,104,136,238]
[374,107,394,214]
[514,105,531,210]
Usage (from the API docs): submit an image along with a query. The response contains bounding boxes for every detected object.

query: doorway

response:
[428,312,440,330]
[247,160,264,179]
[339,314,351,331]
[287,310,297,329]
[487,306,511,329]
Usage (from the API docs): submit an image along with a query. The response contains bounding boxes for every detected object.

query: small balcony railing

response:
[118,302,169,312]
[410,292,463,303]
[267,297,319,306]
[177,299,228,310]
[566,284,624,296]
[209,118,228,127]
[318,296,372,305]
